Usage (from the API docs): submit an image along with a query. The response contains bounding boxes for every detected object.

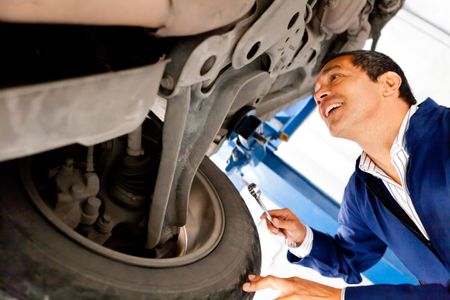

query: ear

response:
[379,71,402,97]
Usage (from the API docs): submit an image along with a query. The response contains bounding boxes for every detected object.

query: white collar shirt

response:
[358,104,429,240]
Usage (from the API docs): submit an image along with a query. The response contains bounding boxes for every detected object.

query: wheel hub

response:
[20,148,225,267]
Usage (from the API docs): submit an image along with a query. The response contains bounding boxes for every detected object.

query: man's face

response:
[313,55,383,139]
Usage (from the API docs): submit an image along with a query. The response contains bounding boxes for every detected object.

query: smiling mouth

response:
[325,103,342,117]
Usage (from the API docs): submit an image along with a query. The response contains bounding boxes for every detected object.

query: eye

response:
[330,73,340,81]
[329,73,341,83]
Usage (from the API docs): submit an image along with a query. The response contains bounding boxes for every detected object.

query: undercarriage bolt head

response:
[96,214,113,234]
[83,197,101,216]
[160,74,174,90]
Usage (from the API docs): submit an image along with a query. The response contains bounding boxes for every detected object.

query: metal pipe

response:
[86,146,95,173]
[127,125,144,157]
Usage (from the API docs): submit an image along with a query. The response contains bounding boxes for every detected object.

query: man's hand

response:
[242,274,341,300]
[263,208,307,245]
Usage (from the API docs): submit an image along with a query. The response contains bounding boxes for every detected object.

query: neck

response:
[355,99,410,183]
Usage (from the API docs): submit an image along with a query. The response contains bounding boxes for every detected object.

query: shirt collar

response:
[392,104,418,154]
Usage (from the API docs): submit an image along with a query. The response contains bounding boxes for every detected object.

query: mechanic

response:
[242,50,450,299]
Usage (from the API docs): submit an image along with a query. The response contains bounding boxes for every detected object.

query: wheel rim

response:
[20,158,225,267]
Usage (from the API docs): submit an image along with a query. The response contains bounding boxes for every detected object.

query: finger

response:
[247,274,260,282]
[260,214,281,234]
[272,218,294,230]
[275,295,298,300]
[261,214,279,230]
[272,217,298,231]
[261,213,280,225]
[242,275,276,292]
[265,220,281,234]
[267,208,292,218]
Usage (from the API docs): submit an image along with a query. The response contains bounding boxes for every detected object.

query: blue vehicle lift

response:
[221,96,417,285]
[225,97,316,174]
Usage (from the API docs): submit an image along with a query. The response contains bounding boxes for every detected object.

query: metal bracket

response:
[146,66,271,248]
[232,0,308,69]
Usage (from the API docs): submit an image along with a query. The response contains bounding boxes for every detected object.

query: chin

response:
[328,125,346,139]
[327,125,339,137]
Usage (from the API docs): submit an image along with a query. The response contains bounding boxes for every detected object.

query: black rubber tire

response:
[0,156,261,299]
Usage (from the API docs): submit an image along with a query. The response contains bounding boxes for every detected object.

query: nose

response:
[313,88,329,106]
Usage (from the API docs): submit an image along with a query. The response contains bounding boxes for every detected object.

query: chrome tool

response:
[248,183,274,225]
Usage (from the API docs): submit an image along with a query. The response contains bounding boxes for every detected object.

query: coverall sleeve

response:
[287,174,450,299]
[287,180,388,284]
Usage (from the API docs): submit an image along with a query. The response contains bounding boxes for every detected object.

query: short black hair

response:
[322,50,416,105]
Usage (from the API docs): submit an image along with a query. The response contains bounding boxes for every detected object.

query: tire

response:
[0,156,261,299]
